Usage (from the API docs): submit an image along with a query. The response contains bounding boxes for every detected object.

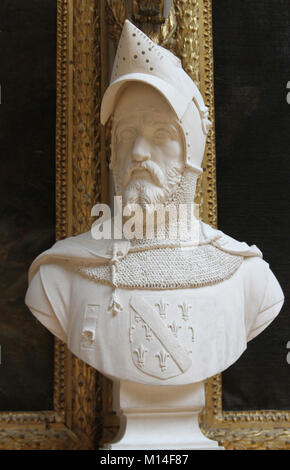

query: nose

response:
[132,135,151,162]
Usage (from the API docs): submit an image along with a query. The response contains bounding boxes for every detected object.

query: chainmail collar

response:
[74,220,243,291]
[76,242,243,290]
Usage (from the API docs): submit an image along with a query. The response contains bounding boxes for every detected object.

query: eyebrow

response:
[114,114,179,129]
[144,119,178,128]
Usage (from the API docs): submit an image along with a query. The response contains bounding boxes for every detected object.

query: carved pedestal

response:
[104,380,223,450]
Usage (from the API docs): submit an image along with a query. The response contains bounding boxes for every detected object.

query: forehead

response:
[114,112,177,129]
[114,82,176,119]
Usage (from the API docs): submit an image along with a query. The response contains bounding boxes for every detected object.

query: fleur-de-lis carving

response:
[188,326,194,342]
[129,325,136,343]
[155,298,169,319]
[178,301,192,321]
[168,321,181,338]
[155,349,170,372]
[134,313,142,323]
[142,323,153,341]
[133,344,148,368]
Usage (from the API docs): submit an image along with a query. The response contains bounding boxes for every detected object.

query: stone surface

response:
[105,380,222,450]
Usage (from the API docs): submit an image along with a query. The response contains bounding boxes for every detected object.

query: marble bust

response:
[25,20,284,449]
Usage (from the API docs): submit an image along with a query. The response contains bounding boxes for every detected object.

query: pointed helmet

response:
[101,20,211,173]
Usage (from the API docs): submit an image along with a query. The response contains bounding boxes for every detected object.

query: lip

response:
[124,166,153,188]
[131,168,151,178]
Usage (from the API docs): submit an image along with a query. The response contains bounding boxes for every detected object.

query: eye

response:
[118,127,136,143]
[153,128,172,143]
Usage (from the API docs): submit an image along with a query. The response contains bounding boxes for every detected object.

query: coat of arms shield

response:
[129,295,194,380]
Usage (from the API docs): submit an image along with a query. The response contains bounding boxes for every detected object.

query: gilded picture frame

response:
[102,0,290,450]
[0,0,104,450]
[1,0,289,450]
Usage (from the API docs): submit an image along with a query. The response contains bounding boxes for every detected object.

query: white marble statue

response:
[25,20,284,450]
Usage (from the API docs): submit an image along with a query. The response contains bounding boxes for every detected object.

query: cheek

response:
[115,142,133,169]
[152,140,184,170]
[167,140,183,161]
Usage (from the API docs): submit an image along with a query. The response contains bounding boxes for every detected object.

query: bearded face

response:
[117,160,184,210]
[111,83,185,209]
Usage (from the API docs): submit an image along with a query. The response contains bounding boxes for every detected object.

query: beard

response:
[114,161,184,210]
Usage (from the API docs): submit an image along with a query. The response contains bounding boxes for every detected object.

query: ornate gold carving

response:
[70,356,103,447]
[72,0,102,235]
[106,0,176,46]
[201,425,290,451]
[0,0,68,439]
[106,0,127,42]
[100,376,120,446]
[1,0,103,449]
[56,0,69,241]
[200,0,217,228]
[53,338,66,412]
[0,411,63,426]
[174,0,200,85]
[0,428,80,451]
[198,0,290,450]
[174,0,205,220]
[200,373,290,449]
[149,6,177,47]
[132,0,165,24]
[107,0,127,27]
[54,0,69,424]
[103,0,290,450]
[68,0,103,448]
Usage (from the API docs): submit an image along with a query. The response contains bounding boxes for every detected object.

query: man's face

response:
[112,82,184,207]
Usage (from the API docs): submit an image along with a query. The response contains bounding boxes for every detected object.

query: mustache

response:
[124,161,165,188]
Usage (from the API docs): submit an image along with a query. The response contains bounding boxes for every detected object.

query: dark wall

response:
[0,1,56,410]
[213,0,290,410]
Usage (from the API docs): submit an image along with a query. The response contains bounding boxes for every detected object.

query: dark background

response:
[213,0,290,410]
[0,0,56,410]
